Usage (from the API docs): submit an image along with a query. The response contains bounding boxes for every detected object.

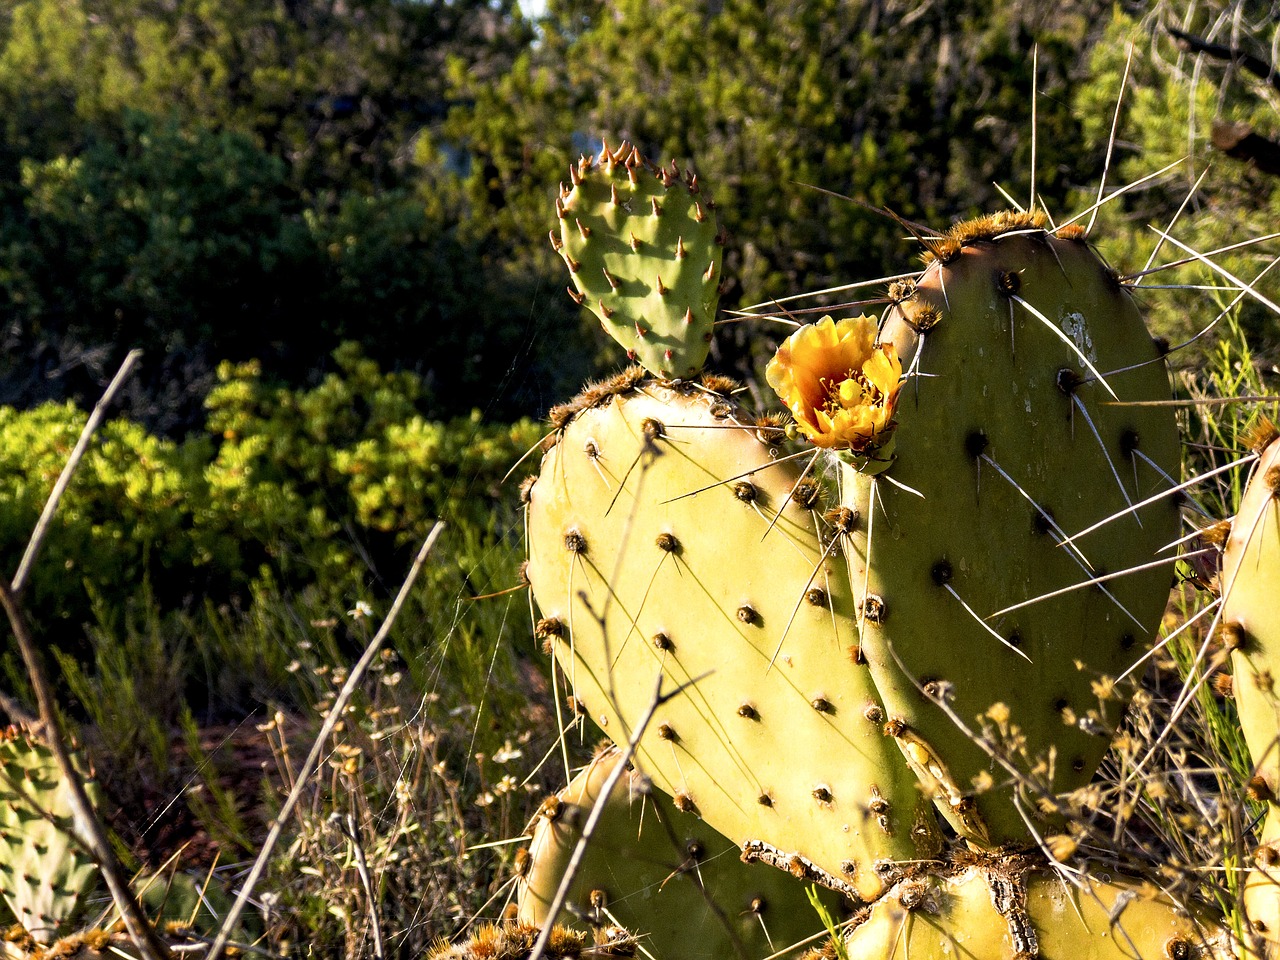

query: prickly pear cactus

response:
[1220,428,1280,955]
[825,861,1230,960]
[553,141,723,379]
[0,727,100,944]
[518,744,841,960]
[834,214,1182,846]
[524,372,940,901]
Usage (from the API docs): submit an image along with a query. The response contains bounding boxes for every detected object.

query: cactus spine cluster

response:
[514,141,1250,960]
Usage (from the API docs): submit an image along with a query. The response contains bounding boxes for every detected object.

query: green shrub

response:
[0,343,541,627]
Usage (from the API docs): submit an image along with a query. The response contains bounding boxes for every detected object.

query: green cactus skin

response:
[1220,432,1280,957]
[845,215,1181,847]
[827,862,1230,960]
[524,374,940,902]
[553,141,723,380]
[425,921,637,960]
[518,744,841,960]
[0,727,101,944]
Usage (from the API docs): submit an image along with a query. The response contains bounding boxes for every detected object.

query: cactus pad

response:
[553,142,723,379]
[1220,430,1280,952]
[833,862,1229,960]
[518,744,840,959]
[843,216,1181,846]
[525,375,939,901]
[0,727,100,943]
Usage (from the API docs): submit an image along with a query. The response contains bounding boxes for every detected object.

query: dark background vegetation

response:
[0,0,1277,952]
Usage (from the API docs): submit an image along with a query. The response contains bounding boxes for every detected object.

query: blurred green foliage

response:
[0,343,541,630]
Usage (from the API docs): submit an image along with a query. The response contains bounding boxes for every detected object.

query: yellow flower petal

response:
[766,315,902,452]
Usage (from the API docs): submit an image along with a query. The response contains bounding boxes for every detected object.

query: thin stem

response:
[13,349,142,596]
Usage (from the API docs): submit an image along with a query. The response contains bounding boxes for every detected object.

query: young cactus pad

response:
[0,727,101,943]
[524,373,939,902]
[1220,430,1280,953]
[553,141,723,379]
[518,745,840,960]
[844,215,1181,847]
[831,862,1229,960]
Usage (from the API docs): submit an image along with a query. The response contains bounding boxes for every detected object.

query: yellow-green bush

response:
[0,342,541,624]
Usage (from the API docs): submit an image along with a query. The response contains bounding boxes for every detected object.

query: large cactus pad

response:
[554,142,723,379]
[518,745,840,959]
[524,374,939,901]
[846,215,1181,846]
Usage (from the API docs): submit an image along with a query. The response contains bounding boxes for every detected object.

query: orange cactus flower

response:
[765,315,902,452]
